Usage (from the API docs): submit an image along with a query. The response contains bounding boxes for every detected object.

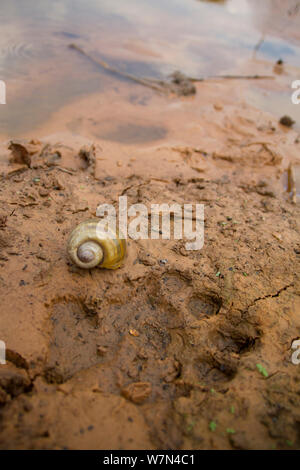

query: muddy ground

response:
[0,75,299,450]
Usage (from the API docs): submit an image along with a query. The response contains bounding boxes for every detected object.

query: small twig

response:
[240,141,274,147]
[143,73,274,83]
[188,74,274,82]
[69,43,166,93]
[56,166,74,175]
[69,43,275,98]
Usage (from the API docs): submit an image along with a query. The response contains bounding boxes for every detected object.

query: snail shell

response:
[67,219,126,269]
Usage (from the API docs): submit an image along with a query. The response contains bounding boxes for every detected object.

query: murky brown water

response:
[0,0,299,141]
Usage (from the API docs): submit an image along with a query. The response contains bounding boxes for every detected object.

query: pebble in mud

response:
[159,259,168,266]
[38,188,50,197]
[279,115,295,128]
[121,382,152,404]
[96,345,108,356]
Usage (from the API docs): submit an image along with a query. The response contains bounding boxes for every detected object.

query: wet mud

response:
[0,0,299,452]
[0,86,299,449]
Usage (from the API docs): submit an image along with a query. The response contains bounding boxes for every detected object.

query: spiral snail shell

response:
[67,219,126,269]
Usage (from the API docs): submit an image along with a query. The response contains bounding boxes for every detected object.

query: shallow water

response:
[0,0,299,139]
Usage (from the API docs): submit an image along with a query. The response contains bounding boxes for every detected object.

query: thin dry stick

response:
[188,73,274,81]
[69,43,275,95]
[138,73,274,85]
[69,43,166,93]
[56,166,74,175]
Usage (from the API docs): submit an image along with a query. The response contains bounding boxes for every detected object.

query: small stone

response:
[279,115,295,128]
[159,259,168,266]
[121,382,151,404]
[214,103,223,111]
[129,329,140,337]
[39,188,49,197]
[272,232,282,241]
[96,345,108,356]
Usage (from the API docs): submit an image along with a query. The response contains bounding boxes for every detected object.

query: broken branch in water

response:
[68,43,166,93]
[188,74,275,81]
[69,43,275,97]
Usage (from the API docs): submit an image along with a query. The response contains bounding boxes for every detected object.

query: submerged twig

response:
[188,74,274,81]
[69,43,275,97]
[68,43,166,93]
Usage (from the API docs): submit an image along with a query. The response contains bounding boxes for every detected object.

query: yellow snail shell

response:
[67,219,126,269]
